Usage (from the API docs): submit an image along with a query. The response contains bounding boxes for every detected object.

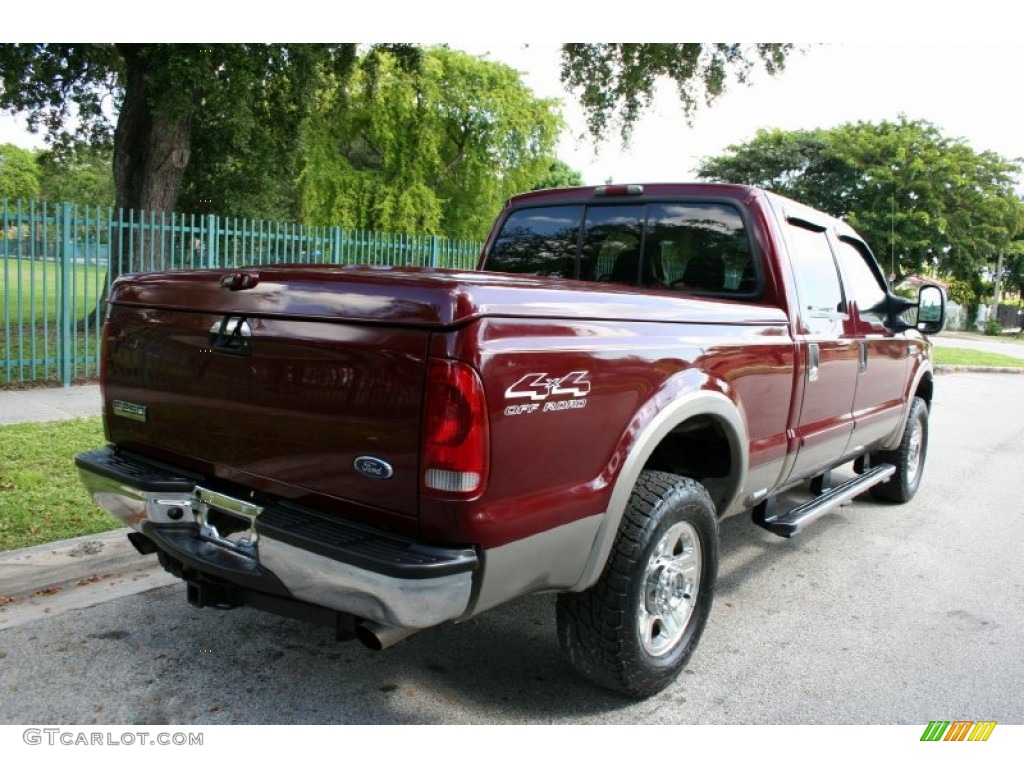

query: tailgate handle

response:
[209,316,254,356]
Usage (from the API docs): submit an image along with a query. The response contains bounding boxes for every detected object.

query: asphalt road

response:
[0,372,1021,725]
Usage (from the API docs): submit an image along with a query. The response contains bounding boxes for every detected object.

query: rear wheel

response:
[556,470,718,698]
[870,396,929,503]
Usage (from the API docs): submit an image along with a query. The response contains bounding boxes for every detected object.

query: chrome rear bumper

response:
[75,446,477,630]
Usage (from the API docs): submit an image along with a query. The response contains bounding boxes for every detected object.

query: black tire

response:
[870,396,929,503]
[556,470,719,698]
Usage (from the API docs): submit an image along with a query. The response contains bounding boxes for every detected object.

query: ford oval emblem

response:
[354,456,394,480]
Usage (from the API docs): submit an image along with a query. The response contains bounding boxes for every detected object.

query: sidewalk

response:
[0,531,176,629]
[930,331,1024,361]
[0,384,101,425]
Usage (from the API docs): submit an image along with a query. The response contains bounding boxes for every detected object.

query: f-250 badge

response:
[504,371,591,416]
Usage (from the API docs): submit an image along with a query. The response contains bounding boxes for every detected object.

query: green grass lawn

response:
[1,257,106,385]
[1,256,106,328]
[0,416,119,551]
[942,329,1024,345]
[933,347,1024,368]
[1,327,103,386]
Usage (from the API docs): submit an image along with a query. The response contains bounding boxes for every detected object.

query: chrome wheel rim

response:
[639,520,702,657]
[906,415,924,483]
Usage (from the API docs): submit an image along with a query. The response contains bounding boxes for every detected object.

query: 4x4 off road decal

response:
[504,371,591,416]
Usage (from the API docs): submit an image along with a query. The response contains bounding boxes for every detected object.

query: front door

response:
[834,236,910,452]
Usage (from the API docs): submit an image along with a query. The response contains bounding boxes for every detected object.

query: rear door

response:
[780,215,860,481]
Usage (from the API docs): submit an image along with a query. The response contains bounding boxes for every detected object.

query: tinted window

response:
[484,200,758,297]
[787,223,845,315]
[486,206,582,278]
[645,203,757,294]
[836,238,887,317]
[582,206,645,283]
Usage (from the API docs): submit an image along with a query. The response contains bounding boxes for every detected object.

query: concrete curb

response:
[0,528,157,599]
[934,365,1024,375]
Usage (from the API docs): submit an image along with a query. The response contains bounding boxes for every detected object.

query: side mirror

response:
[884,284,946,334]
[916,284,945,334]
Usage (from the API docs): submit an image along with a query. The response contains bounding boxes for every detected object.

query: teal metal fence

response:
[1,199,482,387]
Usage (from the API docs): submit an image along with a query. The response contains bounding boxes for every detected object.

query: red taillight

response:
[422,358,490,498]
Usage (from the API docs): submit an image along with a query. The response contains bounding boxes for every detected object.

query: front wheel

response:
[870,396,929,503]
[556,470,719,698]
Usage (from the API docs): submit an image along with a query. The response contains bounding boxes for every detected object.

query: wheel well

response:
[915,374,933,408]
[644,415,734,513]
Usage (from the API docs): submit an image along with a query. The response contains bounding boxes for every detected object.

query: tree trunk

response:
[109,44,193,281]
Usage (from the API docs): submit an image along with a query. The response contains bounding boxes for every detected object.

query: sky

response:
[2,7,1023,190]
[456,41,1024,186]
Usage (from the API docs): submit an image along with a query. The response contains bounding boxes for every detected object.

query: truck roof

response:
[505,182,761,207]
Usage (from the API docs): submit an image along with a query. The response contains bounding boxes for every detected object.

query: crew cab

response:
[76,183,945,697]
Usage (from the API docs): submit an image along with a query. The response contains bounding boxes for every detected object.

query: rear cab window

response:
[483,198,761,299]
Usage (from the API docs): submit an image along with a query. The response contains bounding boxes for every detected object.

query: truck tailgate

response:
[102,269,434,533]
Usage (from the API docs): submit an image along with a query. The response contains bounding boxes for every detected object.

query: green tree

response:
[36,141,115,207]
[1001,211,1024,299]
[0,44,359,274]
[300,47,562,240]
[697,118,1023,282]
[532,158,584,190]
[0,42,796,242]
[0,143,41,199]
[560,43,793,141]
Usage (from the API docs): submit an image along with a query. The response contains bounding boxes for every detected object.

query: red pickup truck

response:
[76,183,944,697]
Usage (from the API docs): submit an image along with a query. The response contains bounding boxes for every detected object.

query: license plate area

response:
[193,486,263,555]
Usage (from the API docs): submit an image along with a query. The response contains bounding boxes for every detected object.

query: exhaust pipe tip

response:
[355,621,421,651]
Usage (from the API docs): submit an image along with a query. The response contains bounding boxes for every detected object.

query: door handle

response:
[808,343,819,382]
[859,342,868,373]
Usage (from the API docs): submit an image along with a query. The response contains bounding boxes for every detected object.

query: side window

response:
[485,206,583,278]
[786,221,845,315]
[644,203,758,294]
[836,237,888,318]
